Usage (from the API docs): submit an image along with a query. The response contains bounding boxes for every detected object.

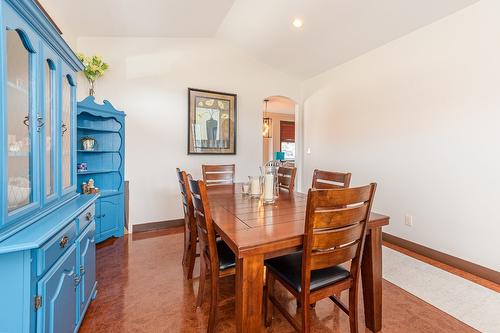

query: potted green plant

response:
[77,53,109,96]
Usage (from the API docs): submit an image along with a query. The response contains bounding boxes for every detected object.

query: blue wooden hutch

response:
[0,1,99,332]
[77,97,125,243]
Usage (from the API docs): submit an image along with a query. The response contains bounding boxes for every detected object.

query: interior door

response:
[36,246,77,333]
[79,222,96,317]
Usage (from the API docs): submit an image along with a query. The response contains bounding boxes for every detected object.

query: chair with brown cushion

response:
[311,169,351,189]
[176,168,198,280]
[278,166,297,192]
[202,164,235,187]
[188,176,236,333]
[264,183,377,333]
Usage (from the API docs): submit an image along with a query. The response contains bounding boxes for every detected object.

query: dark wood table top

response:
[208,184,390,258]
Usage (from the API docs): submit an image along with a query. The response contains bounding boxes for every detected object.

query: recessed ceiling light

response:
[292,18,303,28]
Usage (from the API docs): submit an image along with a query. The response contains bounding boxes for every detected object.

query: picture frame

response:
[188,88,237,155]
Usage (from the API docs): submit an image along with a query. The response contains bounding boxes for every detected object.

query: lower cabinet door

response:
[99,198,118,234]
[96,196,123,243]
[36,246,77,333]
[79,222,96,317]
[94,202,101,236]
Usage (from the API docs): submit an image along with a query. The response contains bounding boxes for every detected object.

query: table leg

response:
[361,227,383,332]
[235,254,264,333]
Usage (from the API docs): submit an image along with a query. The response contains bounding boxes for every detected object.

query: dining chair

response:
[311,169,352,189]
[277,166,297,192]
[176,168,198,280]
[305,169,351,307]
[188,176,236,333]
[202,164,235,187]
[264,183,377,333]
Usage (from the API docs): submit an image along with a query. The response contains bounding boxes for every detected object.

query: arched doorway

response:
[261,96,301,188]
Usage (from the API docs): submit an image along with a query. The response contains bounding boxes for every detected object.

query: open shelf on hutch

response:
[77,96,125,244]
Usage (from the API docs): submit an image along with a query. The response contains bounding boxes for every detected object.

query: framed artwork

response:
[188,88,237,154]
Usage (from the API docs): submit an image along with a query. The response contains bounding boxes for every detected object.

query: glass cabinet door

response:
[44,60,55,198]
[6,30,34,213]
[61,75,74,190]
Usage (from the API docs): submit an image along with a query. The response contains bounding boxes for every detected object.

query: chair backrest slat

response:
[202,164,235,186]
[310,241,360,270]
[311,203,369,229]
[314,186,371,208]
[204,172,234,181]
[311,223,364,250]
[311,169,351,189]
[303,183,377,280]
[277,166,297,192]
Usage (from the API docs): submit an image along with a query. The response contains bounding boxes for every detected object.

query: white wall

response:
[37,0,78,49]
[76,37,300,226]
[301,0,500,271]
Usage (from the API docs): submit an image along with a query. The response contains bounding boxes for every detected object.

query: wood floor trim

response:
[132,219,184,233]
[383,232,500,286]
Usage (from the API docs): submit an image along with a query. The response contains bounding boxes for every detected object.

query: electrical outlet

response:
[404,214,413,227]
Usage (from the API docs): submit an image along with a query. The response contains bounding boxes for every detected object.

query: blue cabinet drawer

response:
[36,221,77,276]
[78,204,95,232]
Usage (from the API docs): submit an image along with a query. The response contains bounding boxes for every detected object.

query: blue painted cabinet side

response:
[0,250,32,333]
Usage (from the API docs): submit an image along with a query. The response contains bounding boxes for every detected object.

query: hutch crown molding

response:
[0,1,98,332]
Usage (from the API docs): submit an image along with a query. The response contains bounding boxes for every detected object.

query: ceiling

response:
[265,96,296,115]
[38,0,236,37]
[39,0,478,79]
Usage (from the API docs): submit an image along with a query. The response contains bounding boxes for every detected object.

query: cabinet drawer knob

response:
[59,235,69,248]
[85,212,93,221]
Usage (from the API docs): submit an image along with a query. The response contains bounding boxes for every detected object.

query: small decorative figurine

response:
[77,162,87,172]
[82,182,89,194]
[82,179,99,194]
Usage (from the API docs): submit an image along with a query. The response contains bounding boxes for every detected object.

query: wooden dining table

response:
[207,184,390,333]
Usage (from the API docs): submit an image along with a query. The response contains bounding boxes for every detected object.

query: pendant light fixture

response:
[262,99,272,138]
